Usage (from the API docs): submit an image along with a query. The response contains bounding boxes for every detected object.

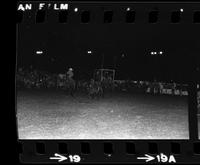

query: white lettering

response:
[160,153,168,163]
[156,155,160,162]
[17,4,32,11]
[39,3,45,10]
[60,4,68,10]
[168,155,176,163]
[54,4,59,10]
[25,4,32,10]
[18,4,25,11]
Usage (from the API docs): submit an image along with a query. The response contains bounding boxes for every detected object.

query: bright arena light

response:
[74,8,78,12]
[87,50,92,54]
[126,7,131,11]
[180,8,184,12]
[36,51,43,54]
[159,51,163,54]
[151,52,154,55]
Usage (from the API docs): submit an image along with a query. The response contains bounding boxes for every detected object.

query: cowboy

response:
[66,68,75,96]
[67,67,74,79]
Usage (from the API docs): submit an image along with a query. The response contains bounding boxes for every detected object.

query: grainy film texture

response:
[16,2,200,140]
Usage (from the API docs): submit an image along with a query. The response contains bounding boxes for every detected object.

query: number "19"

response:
[69,155,81,163]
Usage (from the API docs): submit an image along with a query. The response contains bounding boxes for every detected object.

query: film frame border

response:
[16,1,200,164]
[18,140,200,163]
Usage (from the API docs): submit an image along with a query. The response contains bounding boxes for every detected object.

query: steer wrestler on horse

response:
[66,67,76,97]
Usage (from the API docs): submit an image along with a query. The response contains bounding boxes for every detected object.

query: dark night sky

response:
[17,8,200,82]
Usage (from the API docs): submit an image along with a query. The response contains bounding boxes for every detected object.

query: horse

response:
[65,77,76,96]
[57,74,67,89]
[87,80,104,99]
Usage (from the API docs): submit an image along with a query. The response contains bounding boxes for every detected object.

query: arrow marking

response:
[50,153,68,162]
[137,154,155,162]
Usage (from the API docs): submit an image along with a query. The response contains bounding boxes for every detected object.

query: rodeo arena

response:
[16,64,192,139]
[16,67,189,97]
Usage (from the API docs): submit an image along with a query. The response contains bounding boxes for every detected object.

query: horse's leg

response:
[89,91,93,99]
[101,87,104,98]
[72,82,76,96]
[70,81,76,97]
[70,85,74,97]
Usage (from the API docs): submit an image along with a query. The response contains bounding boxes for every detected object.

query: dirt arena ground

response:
[16,89,189,139]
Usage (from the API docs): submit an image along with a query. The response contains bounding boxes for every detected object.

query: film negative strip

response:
[16,1,200,164]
